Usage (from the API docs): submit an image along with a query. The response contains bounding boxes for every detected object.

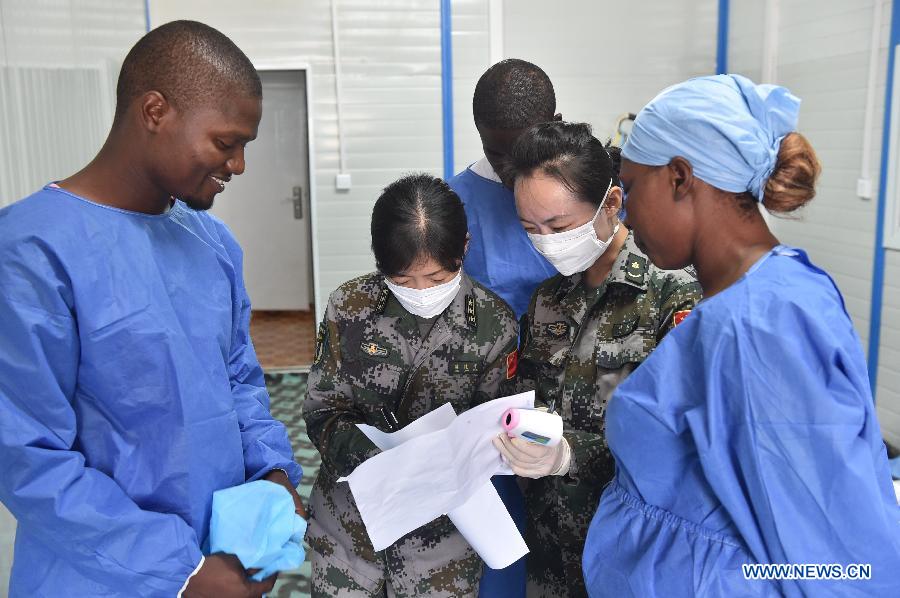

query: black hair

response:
[473,59,556,130]
[509,121,620,207]
[114,20,261,124]
[371,173,468,276]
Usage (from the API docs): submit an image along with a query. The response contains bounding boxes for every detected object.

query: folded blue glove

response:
[207,480,307,581]
[891,456,900,480]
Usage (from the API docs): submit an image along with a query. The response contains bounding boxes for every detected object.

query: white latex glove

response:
[493,433,571,479]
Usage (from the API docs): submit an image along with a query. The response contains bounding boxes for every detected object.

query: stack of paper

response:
[340,392,535,569]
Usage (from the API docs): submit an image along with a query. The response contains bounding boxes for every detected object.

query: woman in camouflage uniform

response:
[493,123,701,597]
[304,174,519,597]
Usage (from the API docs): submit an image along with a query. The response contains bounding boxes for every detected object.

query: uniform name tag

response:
[465,295,478,329]
[449,360,482,375]
[611,317,639,338]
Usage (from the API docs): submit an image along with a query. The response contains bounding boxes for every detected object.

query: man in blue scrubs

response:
[448,59,560,598]
[449,59,559,320]
[0,21,303,598]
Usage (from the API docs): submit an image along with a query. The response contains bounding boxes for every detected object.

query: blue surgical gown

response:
[583,246,900,596]
[0,186,302,597]
[448,161,557,319]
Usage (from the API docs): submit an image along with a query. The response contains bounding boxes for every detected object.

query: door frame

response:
[253,61,319,316]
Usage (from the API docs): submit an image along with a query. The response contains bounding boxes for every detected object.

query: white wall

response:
[727,0,765,82]
[452,0,492,172]
[0,0,145,206]
[729,0,900,447]
[501,0,718,142]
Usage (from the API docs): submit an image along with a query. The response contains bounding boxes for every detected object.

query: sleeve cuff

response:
[267,467,298,485]
[247,460,303,486]
[271,463,303,486]
[551,437,572,476]
[177,555,204,597]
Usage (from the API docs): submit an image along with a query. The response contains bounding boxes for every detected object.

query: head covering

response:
[622,74,800,201]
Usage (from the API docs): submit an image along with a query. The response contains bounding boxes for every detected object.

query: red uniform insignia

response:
[506,350,518,379]
[673,310,691,327]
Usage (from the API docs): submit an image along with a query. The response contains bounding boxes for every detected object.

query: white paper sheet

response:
[356,402,457,450]
[343,392,535,568]
[446,481,529,569]
[356,400,529,568]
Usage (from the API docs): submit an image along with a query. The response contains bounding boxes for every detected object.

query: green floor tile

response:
[265,372,318,598]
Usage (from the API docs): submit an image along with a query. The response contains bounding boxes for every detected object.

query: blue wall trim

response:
[144,0,151,32]
[440,0,454,180]
[867,0,900,396]
[716,0,729,74]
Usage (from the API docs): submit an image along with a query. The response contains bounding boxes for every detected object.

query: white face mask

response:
[526,180,620,276]
[384,270,463,318]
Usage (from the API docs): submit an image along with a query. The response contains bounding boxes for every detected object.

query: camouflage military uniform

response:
[304,271,519,598]
[509,232,701,597]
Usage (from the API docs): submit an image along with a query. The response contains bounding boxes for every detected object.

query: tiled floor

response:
[266,372,318,598]
[251,311,316,370]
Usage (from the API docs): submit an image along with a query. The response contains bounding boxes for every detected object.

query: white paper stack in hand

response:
[338,391,535,569]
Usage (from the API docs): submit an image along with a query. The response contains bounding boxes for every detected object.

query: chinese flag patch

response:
[673,310,692,327]
[506,350,518,379]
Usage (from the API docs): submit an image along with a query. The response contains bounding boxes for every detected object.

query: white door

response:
[212,69,312,310]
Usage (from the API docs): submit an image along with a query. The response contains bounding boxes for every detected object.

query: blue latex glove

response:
[207,480,307,581]
[891,456,900,480]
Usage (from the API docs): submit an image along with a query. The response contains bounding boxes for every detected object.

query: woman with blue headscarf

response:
[582,74,900,597]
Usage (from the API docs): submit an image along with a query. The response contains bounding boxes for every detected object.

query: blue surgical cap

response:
[622,74,800,201]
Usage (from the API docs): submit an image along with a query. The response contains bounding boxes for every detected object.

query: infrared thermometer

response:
[500,407,563,447]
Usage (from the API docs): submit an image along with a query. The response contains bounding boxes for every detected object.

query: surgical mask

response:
[384,270,462,318]
[527,180,620,276]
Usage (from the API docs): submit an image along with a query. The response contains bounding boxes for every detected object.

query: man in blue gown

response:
[0,21,303,598]
[447,59,559,598]
[448,58,559,320]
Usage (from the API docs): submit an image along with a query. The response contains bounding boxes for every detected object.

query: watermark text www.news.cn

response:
[743,563,872,581]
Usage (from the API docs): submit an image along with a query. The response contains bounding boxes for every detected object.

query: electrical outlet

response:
[335,173,352,190]
[857,178,873,199]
